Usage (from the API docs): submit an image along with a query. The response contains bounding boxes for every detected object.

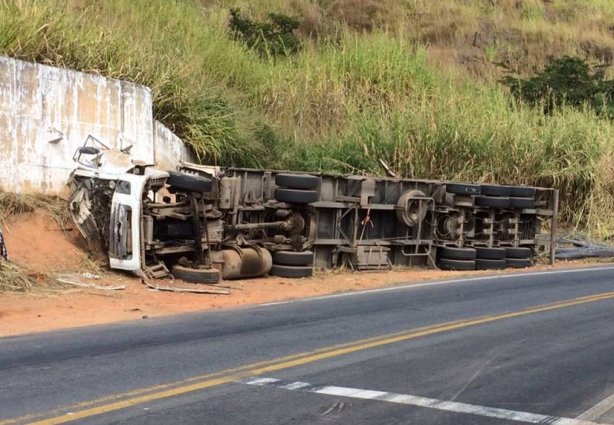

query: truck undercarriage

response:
[68,140,558,284]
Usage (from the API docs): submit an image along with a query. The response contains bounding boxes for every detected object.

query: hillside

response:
[2,0,614,235]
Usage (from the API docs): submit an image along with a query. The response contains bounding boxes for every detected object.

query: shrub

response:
[229,9,302,58]
[502,56,614,116]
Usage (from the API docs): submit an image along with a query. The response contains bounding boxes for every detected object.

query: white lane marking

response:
[240,377,609,425]
[577,392,614,421]
[260,265,614,307]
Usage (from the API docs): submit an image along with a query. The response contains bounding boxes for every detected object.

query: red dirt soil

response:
[2,213,88,272]
[0,211,600,337]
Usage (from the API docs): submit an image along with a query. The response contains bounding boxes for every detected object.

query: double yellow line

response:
[5,290,614,425]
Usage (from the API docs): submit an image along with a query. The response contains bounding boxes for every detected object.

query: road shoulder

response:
[0,260,610,338]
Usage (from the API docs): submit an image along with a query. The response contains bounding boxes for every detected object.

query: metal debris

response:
[141,278,230,295]
[56,274,126,291]
[555,239,614,260]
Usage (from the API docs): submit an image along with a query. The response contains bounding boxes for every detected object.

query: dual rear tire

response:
[438,247,476,270]
[269,250,314,278]
[271,174,318,278]
[275,174,319,204]
[438,246,533,271]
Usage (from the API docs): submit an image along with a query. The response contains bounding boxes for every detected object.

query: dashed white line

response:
[240,377,609,425]
[260,265,614,307]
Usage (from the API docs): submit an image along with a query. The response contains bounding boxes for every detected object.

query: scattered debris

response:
[56,273,126,291]
[142,278,230,295]
[555,239,614,260]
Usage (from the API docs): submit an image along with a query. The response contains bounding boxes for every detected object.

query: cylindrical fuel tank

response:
[211,246,273,280]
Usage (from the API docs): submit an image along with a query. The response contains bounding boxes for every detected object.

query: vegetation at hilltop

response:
[2,0,614,235]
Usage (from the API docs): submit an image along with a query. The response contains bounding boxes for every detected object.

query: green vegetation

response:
[1,0,614,235]
[229,9,302,58]
[503,56,614,117]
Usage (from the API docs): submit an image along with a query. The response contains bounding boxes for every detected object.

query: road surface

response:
[2,265,614,424]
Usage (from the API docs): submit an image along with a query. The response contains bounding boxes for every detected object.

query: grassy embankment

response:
[1,0,614,237]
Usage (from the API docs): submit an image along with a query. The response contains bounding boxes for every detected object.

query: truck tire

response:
[445,183,481,195]
[171,265,220,284]
[475,196,511,209]
[510,197,535,209]
[439,247,476,260]
[506,247,532,259]
[269,264,313,278]
[167,171,213,193]
[438,258,475,271]
[480,185,512,197]
[510,186,536,198]
[273,250,314,266]
[476,258,506,270]
[275,173,319,190]
[506,258,533,268]
[274,188,318,204]
[475,247,506,260]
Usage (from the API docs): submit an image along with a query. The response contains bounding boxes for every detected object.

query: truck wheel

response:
[274,188,318,204]
[273,250,314,267]
[510,197,535,209]
[438,259,475,271]
[440,247,477,260]
[445,183,481,195]
[276,173,320,190]
[506,258,533,268]
[510,186,536,198]
[475,196,511,209]
[476,259,506,270]
[269,265,313,278]
[475,247,506,260]
[171,265,220,284]
[167,171,213,193]
[506,247,533,259]
[480,185,512,197]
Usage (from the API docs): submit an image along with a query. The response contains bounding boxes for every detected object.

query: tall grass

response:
[0,0,268,165]
[0,189,69,225]
[2,0,614,235]
[0,261,35,292]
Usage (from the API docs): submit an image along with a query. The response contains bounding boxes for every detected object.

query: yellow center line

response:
[4,290,614,425]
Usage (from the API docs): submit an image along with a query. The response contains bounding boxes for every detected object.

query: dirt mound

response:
[2,212,91,274]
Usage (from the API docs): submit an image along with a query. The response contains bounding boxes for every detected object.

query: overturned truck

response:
[68,138,558,283]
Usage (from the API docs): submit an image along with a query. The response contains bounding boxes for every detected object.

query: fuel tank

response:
[211,246,273,280]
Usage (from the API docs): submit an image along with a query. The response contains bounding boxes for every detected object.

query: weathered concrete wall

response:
[0,56,154,193]
[153,120,196,171]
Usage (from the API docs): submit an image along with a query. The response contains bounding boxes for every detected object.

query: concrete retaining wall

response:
[0,56,193,193]
[153,120,196,171]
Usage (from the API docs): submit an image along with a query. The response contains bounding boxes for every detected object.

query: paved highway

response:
[2,266,614,424]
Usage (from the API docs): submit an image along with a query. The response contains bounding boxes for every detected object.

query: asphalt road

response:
[2,266,614,424]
